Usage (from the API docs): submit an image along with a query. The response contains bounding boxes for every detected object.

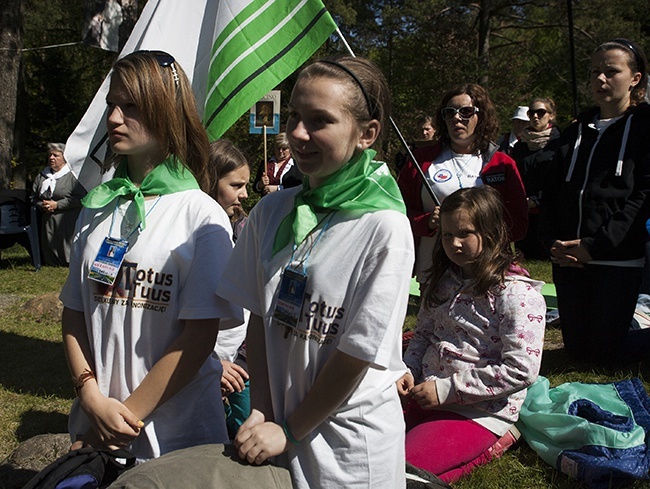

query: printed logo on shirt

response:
[433,169,453,183]
[278,292,345,345]
[92,261,174,313]
[484,172,506,185]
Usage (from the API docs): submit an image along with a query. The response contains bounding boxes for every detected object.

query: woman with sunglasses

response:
[60,51,242,460]
[540,39,650,366]
[512,98,561,259]
[398,83,527,286]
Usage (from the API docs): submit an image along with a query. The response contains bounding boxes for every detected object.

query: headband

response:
[610,38,646,75]
[319,59,375,119]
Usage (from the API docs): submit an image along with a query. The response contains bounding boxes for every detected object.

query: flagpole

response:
[334,29,440,206]
[263,124,268,176]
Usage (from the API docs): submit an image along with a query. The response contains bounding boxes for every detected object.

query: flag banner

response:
[204,0,336,139]
[66,0,336,192]
[250,90,280,135]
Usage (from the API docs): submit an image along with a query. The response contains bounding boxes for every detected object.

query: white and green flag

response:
[204,0,336,139]
[65,0,336,191]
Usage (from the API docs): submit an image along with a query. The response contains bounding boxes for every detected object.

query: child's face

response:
[217,166,250,217]
[286,76,364,189]
[440,209,483,276]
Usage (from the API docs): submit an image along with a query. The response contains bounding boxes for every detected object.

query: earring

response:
[357,143,363,149]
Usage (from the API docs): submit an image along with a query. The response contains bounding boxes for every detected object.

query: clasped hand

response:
[234,409,288,465]
[220,360,249,396]
[76,391,143,450]
[396,372,439,409]
[550,239,592,267]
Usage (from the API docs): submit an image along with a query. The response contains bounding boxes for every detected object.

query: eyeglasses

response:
[441,106,479,121]
[134,50,179,87]
[527,108,548,118]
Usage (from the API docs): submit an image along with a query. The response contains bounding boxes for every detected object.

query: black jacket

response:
[539,103,650,261]
[512,125,561,201]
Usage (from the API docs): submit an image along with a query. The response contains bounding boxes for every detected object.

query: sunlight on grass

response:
[2,248,650,488]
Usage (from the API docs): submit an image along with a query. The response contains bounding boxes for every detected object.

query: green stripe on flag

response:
[204,0,336,139]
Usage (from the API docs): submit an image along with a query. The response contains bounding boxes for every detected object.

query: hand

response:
[428,206,440,230]
[410,380,440,409]
[261,174,270,186]
[235,409,288,464]
[262,185,279,196]
[41,199,58,213]
[80,390,143,447]
[550,239,591,267]
[220,360,248,396]
[70,428,122,451]
[396,371,414,398]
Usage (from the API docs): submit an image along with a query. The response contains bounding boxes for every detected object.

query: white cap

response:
[512,106,529,121]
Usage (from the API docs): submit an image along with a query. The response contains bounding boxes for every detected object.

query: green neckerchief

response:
[81,156,199,230]
[273,149,406,255]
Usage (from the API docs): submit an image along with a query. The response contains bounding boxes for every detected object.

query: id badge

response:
[88,237,128,285]
[273,267,307,329]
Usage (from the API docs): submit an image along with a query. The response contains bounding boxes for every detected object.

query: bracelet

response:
[73,368,96,395]
[282,419,300,445]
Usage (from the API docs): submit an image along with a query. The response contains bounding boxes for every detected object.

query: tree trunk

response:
[477,0,491,86]
[0,0,23,190]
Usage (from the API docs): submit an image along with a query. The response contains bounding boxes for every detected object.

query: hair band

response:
[319,59,374,119]
[610,38,646,75]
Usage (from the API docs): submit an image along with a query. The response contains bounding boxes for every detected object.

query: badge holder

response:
[88,196,162,286]
[271,211,335,332]
[89,237,129,285]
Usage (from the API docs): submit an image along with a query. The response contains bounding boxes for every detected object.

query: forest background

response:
[0,0,649,194]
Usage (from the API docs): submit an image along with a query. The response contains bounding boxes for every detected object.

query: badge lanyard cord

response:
[289,211,336,273]
[108,195,163,243]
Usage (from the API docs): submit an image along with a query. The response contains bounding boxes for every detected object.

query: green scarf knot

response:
[273,149,406,255]
[81,156,199,230]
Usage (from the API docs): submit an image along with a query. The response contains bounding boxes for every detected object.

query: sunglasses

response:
[441,106,479,121]
[528,108,548,118]
[134,50,179,87]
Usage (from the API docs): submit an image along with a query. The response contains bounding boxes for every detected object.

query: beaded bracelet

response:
[282,420,300,445]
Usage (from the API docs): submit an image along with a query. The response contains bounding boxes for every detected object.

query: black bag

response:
[23,447,135,489]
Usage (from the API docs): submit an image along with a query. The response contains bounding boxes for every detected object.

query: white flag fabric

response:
[65,0,335,192]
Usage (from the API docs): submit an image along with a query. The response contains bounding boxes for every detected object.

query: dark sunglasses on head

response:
[441,106,479,121]
[528,108,548,118]
[134,50,179,87]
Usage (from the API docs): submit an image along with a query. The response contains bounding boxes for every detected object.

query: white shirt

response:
[61,189,243,460]
[217,187,414,488]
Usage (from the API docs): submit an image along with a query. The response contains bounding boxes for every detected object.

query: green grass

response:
[1,247,650,487]
[0,245,73,470]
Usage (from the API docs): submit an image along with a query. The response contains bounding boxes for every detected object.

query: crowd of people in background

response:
[17,36,650,488]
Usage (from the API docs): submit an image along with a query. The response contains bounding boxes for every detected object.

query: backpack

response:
[23,447,135,489]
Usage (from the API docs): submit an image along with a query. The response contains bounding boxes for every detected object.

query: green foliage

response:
[20,0,116,182]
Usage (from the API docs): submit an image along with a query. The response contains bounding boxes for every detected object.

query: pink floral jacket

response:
[404,267,546,424]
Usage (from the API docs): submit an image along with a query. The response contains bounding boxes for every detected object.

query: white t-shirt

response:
[61,189,243,460]
[217,187,414,489]
[417,149,483,281]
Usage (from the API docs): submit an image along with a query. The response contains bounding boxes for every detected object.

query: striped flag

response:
[204,0,336,139]
[65,0,336,191]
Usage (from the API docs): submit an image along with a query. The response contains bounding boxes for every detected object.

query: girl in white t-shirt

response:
[217,57,414,488]
[398,185,545,483]
[60,51,241,460]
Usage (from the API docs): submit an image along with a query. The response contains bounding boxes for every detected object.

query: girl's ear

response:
[630,71,642,89]
[357,119,381,150]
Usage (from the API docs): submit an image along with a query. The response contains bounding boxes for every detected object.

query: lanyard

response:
[109,195,162,241]
[289,211,335,273]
